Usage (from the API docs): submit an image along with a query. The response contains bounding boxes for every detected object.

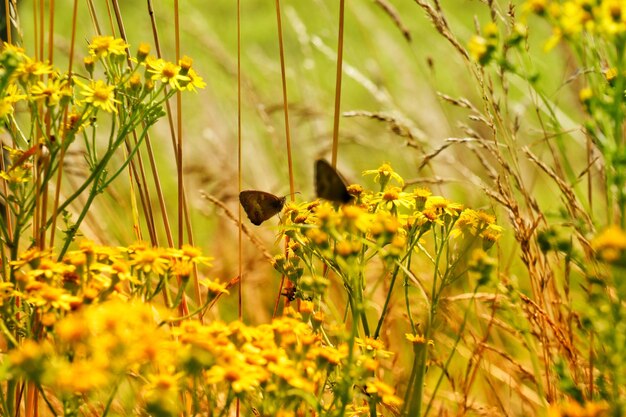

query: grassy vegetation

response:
[0,0,624,416]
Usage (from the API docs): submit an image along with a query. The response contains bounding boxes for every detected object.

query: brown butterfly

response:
[315,159,353,203]
[239,190,287,226]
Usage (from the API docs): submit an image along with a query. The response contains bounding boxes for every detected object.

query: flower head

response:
[77,79,120,113]
[145,57,189,91]
[363,163,404,189]
[89,36,129,59]
[29,77,71,107]
[591,225,626,263]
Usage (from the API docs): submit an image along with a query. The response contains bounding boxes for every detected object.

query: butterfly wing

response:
[315,159,352,203]
[239,190,286,225]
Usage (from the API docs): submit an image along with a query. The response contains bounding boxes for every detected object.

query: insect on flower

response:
[315,159,353,204]
[239,190,287,226]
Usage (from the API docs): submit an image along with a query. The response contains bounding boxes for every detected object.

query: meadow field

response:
[0,0,624,416]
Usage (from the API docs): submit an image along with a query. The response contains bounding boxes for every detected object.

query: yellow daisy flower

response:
[15,56,54,85]
[145,56,189,91]
[29,77,71,107]
[88,35,129,59]
[77,79,120,114]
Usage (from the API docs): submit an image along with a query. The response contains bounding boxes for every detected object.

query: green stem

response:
[6,380,15,417]
[374,264,400,339]
[423,283,480,417]
[57,177,101,259]
[406,331,429,416]
[101,379,121,417]
[374,228,425,339]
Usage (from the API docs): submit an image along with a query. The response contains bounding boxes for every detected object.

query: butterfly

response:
[315,159,353,203]
[239,190,287,226]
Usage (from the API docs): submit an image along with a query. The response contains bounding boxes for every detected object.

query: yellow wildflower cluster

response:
[276,163,501,303]
[4,241,215,326]
[524,0,626,47]
[0,35,204,160]
[0,37,205,235]
[10,300,170,396]
[6,298,401,415]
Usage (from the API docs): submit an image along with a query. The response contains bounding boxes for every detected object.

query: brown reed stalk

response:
[171,0,192,317]
[49,0,78,249]
[4,0,9,42]
[85,0,101,35]
[273,0,297,315]
[237,0,243,322]
[331,0,345,168]
[274,0,295,200]
[37,0,55,249]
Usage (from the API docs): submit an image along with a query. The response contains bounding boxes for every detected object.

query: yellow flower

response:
[204,362,266,393]
[88,35,129,59]
[128,245,171,275]
[29,77,71,107]
[413,187,432,209]
[171,244,213,266]
[599,0,626,35]
[83,55,95,74]
[341,204,372,232]
[579,87,593,104]
[481,224,503,249]
[483,22,499,39]
[356,337,393,357]
[604,67,618,83]
[268,357,315,392]
[1,42,27,57]
[178,55,193,73]
[306,228,331,247]
[369,186,414,211]
[544,27,563,51]
[346,405,372,417]
[405,333,428,344]
[468,35,494,64]
[425,195,463,218]
[145,56,189,90]
[145,371,182,393]
[182,67,206,92]
[15,56,54,84]
[591,225,626,263]
[548,399,609,417]
[363,162,405,188]
[52,360,110,395]
[199,278,229,295]
[365,379,403,407]
[559,2,590,36]
[3,83,27,104]
[64,110,87,133]
[9,340,52,381]
[0,98,13,119]
[136,42,151,63]
[143,371,183,415]
[313,344,348,366]
[77,79,120,113]
[523,0,547,15]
